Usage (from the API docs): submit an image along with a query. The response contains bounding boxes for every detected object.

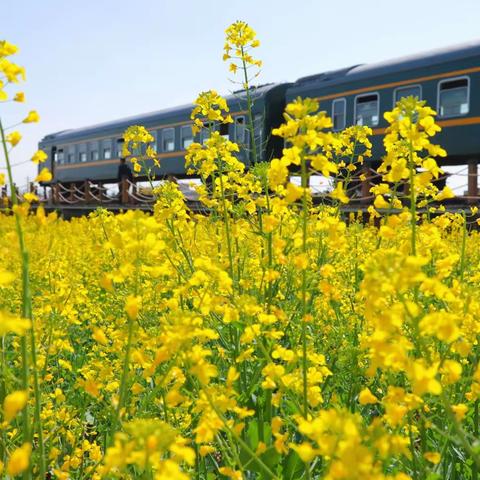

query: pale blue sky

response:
[3,0,480,184]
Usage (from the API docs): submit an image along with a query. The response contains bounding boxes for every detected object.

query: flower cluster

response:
[223,21,262,75]
[374,96,454,212]
[2,24,480,480]
[122,124,159,174]
[190,90,233,135]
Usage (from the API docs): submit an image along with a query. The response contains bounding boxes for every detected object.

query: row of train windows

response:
[55,116,251,164]
[331,77,470,131]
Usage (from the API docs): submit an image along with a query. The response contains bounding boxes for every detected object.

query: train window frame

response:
[254,114,263,160]
[235,116,248,144]
[181,125,193,150]
[116,139,124,159]
[162,128,175,152]
[393,84,422,107]
[200,122,215,144]
[332,98,347,131]
[91,150,99,162]
[437,76,470,119]
[219,122,229,139]
[354,92,380,127]
[67,146,75,164]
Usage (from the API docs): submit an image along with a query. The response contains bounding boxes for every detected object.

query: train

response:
[38,39,480,184]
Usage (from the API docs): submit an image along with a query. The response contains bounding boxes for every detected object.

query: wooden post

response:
[360,164,371,204]
[468,160,478,202]
[53,184,59,204]
[84,181,91,204]
[121,178,129,204]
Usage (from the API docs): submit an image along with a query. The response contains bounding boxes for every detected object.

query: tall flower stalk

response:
[0,40,49,478]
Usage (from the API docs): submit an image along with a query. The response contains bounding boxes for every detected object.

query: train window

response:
[355,93,379,127]
[254,114,263,160]
[162,128,175,152]
[393,85,421,105]
[57,149,64,164]
[200,122,213,144]
[181,125,193,150]
[116,139,124,158]
[332,98,346,131]
[219,122,229,139]
[91,150,99,162]
[438,77,469,118]
[104,148,112,160]
[153,132,159,153]
[79,152,87,162]
[67,146,75,163]
[235,116,248,144]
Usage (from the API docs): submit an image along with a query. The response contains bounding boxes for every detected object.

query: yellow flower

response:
[0,173,4,186]
[22,110,40,123]
[0,311,31,336]
[408,360,442,396]
[199,445,215,457]
[451,404,468,422]
[290,442,318,462]
[218,467,242,480]
[330,181,349,204]
[374,195,390,209]
[358,387,379,405]
[424,451,441,464]
[6,443,31,476]
[6,131,22,146]
[284,182,303,203]
[31,150,47,164]
[92,327,109,346]
[190,90,231,134]
[23,192,38,203]
[125,295,141,319]
[0,40,19,57]
[4,390,28,422]
[35,168,52,182]
[0,268,15,285]
[440,360,462,385]
[13,91,25,102]
[435,186,455,201]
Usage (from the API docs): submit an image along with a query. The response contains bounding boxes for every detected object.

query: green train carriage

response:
[39,40,480,188]
[286,40,480,166]
[38,83,290,184]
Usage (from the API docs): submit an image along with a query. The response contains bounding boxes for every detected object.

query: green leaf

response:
[283,450,305,480]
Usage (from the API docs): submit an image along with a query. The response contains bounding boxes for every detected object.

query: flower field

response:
[2,22,480,480]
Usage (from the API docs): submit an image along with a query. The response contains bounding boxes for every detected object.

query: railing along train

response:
[1,163,480,210]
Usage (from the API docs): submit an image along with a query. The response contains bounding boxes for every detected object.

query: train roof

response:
[292,39,480,92]
[40,83,284,144]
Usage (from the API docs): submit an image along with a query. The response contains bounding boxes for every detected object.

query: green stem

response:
[408,140,416,256]
[473,400,479,480]
[240,46,258,166]
[300,150,309,420]
[111,311,135,440]
[218,158,235,286]
[0,119,47,478]
[459,210,467,282]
